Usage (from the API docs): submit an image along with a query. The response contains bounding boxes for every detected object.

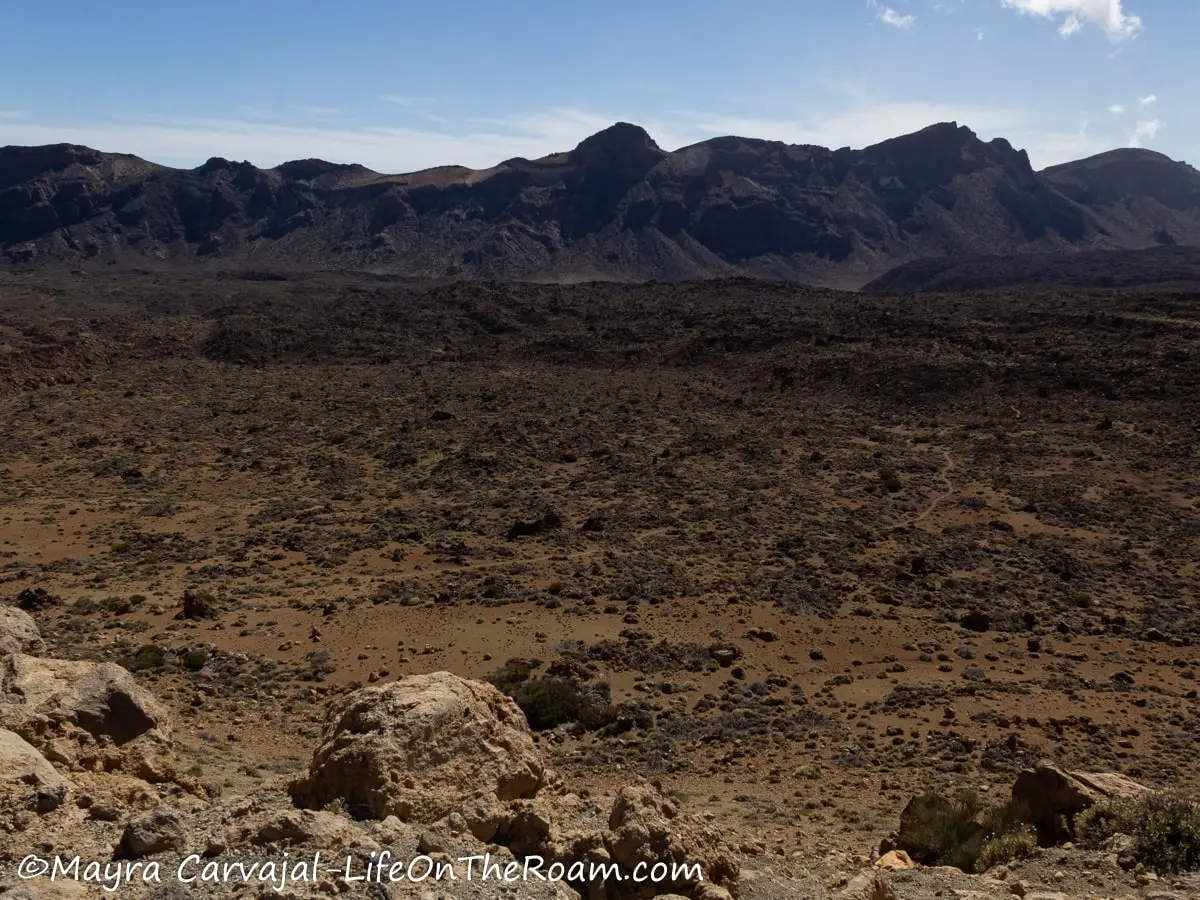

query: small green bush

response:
[486,658,537,695]
[487,661,615,732]
[323,798,349,816]
[182,648,209,671]
[127,644,167,671]
[977,825,1037,870]
[1077,792,1200,874]
[900,792,988,871]
[901,792,1033,873]
[511,677,583,730]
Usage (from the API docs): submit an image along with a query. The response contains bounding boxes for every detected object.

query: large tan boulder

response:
[0,653,170,746]
[0,728,68,789]
[1011,760,1150,845]
[293,671,551,822]
[0,605,43,656]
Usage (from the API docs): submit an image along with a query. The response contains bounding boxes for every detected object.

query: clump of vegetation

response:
[182,647,209,671]
[977,825,1038,870]
[900,791,1033,873]
[487,659,616,731]
[322,798,349,816]
[879,468,903,493]
[1077,792,1200,874]
[298,648,336,681]
[127,644,168,671]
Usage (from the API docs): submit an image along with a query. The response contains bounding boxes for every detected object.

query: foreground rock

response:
[293,671,551,822]
[606,783,740,899]
[0,605,44,656]
[1012,760,1150,844]
[0,653,170,746]
[115,806,189,859]
[0,728,68,789]
[291,673,738,900]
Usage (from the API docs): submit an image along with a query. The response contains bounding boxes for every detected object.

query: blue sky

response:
[0,0,1192,172]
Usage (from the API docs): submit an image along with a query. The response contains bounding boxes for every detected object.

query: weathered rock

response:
[0,727,68,790]
[116,807,188,858]
[293,671,551,822]
[606,782,740,898]
[178,590,220,620]
[875,849,917,870]
[0,880,89,898]
[836,870,899,900]
[0,605,44,656]
[1011,760,1150,845]
[0,654,169,747]
[240,809,377,851]
[459,793,509,843]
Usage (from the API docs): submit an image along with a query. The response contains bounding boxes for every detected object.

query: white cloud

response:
[1000,0,1143,41]
[1107,104,1125,113]
[1138,93,1157,105]
[1058,13,1083,36]
[977,28,986,39]
[879,7,917,28]
[1128,118,1163,147]
[868,0,916,28]
[0,110,25,120]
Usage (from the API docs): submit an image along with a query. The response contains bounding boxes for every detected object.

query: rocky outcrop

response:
[291,673,738,900]
[4,123,1200,286]
[1012,760,1150,845]
[292,671,551,822]
[0,653,170,747]
[0,605,44,656]
[605,783,740,899]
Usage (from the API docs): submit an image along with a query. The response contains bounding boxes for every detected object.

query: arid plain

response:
[1,269,1198,898]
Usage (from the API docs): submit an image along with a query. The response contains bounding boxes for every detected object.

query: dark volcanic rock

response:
[4,123,1200,286]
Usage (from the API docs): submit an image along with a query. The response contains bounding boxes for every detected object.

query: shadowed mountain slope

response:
[3,122,1200,287]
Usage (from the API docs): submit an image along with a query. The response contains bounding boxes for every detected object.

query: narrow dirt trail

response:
[893,447,958,530]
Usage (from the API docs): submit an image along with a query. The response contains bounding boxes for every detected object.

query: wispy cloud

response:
[1107,104,1125,113]
[1128,118,1163,147]
[868,0,916,28]
[0,109,25,120]
[1000,0,1143,41]
[1138,93,1157,105]
[879,7,916,28]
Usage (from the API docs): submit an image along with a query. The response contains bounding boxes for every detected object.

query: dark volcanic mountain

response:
[3,122,1200,287]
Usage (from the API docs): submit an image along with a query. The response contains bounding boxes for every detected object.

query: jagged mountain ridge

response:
[3,121,1199,287]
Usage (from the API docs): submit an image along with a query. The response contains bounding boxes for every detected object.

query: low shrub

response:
[182,648,209,671]
[977,825,1037,870]
[127,644,167,671]
[510,677,582,730]
[1077,792,1200,874]
[900,791,1034,873]
[487,660,616,732]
